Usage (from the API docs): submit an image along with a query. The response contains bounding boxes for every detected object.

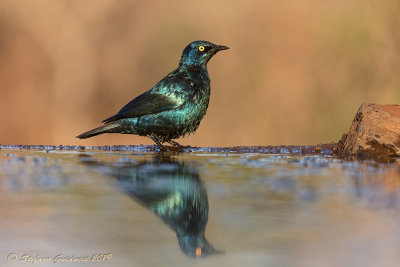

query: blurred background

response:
[0,0,399,147]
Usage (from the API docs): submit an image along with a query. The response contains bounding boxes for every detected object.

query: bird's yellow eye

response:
[198,45,205,52]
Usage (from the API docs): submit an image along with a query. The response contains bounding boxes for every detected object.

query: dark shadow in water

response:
[79,154,222,258]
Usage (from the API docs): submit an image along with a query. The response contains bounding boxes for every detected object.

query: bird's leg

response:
[149,136,167,151]
[167,140,184,148]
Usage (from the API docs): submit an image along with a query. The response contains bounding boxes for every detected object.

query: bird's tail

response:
[76,123,120,139]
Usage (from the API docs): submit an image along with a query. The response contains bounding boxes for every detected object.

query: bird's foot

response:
[158,145,168,152]
[167,140,192,152]
[150,137,188,153]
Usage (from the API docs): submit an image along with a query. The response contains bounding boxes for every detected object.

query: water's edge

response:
[0,143,338,155]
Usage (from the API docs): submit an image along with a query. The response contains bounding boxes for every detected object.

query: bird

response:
[77,40,229,151]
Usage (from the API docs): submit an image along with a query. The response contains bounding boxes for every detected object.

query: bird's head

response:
[179,40,229,68]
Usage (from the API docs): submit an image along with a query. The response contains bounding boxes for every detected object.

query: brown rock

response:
[337,103,400,157]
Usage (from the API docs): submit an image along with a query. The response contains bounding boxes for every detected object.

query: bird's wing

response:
[102,75,190,123]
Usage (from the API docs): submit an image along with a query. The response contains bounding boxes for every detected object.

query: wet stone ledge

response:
[0,143,338,155]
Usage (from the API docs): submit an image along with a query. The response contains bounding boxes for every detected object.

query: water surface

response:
[1,149,400,267]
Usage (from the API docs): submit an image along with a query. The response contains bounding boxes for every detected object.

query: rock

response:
[337,103,400,158]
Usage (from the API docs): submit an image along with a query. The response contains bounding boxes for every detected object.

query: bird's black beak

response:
[213,45,230,52]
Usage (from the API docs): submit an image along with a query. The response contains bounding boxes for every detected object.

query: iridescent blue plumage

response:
[77,40,229,150]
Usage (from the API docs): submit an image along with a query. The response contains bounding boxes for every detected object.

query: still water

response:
[0,149,400,267]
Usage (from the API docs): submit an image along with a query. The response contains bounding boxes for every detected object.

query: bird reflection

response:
[80,154,222,258]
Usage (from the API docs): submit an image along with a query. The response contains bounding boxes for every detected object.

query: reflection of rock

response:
[338,103,400,158]
[109,155,221,258]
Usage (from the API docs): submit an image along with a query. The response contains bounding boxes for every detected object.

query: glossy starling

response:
[77,40,229,150]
